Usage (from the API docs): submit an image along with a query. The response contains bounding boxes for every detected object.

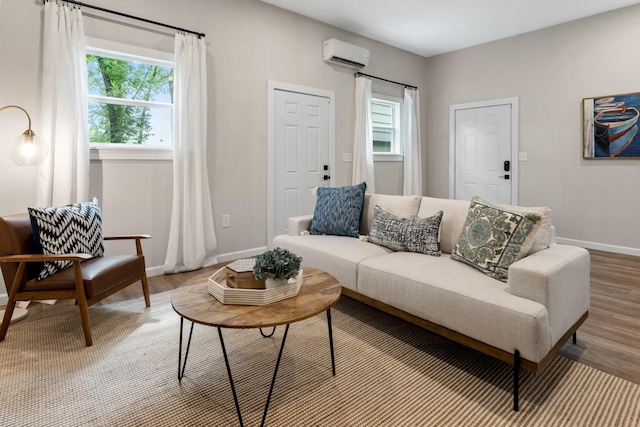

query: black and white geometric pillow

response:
[28,197,104,281]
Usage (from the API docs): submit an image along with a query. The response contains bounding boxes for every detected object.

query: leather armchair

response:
[0,213,151,346]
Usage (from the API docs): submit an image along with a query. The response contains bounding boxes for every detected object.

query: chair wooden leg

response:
[0,301,16,341]
[73,261,93,347]
[0,262,27,341]
[141,272,151,307]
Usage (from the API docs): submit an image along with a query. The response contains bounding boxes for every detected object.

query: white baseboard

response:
[146,265,164,278]
[0,252,261,306]
[2,241,635,305]
[556,237,640,257]
[216,246,268,263]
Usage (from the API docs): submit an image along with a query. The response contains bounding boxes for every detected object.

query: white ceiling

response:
[261,0,640,57]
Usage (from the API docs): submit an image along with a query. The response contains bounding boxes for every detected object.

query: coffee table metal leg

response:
[260,327,276,338]
[218,327,244,427]
[178,318,195,381]
[261,323,290,427]
[327,308,336,376]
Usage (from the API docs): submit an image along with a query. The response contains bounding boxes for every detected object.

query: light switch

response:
[518,152,528,161]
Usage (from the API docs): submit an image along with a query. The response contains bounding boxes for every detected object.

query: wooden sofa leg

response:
[513,349,520,411]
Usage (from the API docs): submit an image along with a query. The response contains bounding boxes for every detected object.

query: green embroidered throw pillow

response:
[451,196,542,282]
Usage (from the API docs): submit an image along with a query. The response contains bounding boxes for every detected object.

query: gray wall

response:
[424,4,640,254]
[2,0,639,304]
[0,0,427,286]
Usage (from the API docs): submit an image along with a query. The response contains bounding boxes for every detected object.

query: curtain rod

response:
[354,72,417,90]
[50,0,205,38]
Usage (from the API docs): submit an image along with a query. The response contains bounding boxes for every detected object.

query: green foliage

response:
[253,248,303,281]
[87,54,173,144]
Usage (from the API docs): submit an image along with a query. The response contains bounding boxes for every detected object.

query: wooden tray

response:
[208,267,303,305]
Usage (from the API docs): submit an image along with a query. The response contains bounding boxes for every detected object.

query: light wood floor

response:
[4,249,639,384]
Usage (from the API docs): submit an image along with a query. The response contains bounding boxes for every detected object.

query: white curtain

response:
[402,87,422,196]
[164,34,218,274]
[352,76,375,193]
[37,1,89,207]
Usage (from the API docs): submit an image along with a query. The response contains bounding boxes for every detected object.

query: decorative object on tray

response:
[208,267,303,305]
[253,247,303,289]
[225,258,266,289]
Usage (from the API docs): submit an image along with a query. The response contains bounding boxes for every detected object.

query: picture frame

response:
[583,92,640,159]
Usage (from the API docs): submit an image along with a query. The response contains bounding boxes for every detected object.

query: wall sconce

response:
[0,105,48,166]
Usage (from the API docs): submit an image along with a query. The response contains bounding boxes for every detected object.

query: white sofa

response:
[273,193,590,410]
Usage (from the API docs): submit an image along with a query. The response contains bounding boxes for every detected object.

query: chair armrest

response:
[287,215,313,236]
[0,253,92,263]
[509,244,590,345]
[104,234,151,256]
[104,234,151,240]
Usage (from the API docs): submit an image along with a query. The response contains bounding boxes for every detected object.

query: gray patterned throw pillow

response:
[28,197,105,281]
[451,196,542,282]
[310,182,366,237]
[368,205,443,256]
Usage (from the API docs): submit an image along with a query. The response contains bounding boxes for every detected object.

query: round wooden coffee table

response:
[172,266,341,427]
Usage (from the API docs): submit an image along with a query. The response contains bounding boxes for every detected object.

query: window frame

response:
[371,94,403,162]
[85,37,175,161]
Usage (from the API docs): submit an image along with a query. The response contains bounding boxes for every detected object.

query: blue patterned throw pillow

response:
[28,197,104,281]
[310,182,366,237]
[368,206,443,256]
[451,196,541,282]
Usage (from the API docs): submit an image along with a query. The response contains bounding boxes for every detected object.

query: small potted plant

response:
[253,247,303,288]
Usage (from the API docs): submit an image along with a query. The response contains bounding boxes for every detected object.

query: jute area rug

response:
[1,291,639,427]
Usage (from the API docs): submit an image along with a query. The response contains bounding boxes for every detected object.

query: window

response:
[86,38,174,158]
[371,96,402,158]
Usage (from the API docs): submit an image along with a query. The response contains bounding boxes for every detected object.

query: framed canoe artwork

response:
[583,92,640,159]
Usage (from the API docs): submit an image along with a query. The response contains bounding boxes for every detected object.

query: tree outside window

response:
[87,53,174,146]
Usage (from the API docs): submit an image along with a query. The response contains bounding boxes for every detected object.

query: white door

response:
[451,102,516,205]
[274,89,331,236]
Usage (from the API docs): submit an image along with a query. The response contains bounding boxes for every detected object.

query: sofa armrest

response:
[509,244,590,345]
[287,215,313,236]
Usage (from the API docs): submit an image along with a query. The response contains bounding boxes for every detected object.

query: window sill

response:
[90,145,173,161]
[374,153,403,162]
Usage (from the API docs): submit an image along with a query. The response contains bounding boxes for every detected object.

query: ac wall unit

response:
[322,38,369,69]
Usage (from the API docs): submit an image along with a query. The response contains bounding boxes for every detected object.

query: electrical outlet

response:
[222,215,231,228]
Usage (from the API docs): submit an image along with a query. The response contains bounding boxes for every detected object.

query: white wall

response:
[424,4,640,254]
[0,0,427,296]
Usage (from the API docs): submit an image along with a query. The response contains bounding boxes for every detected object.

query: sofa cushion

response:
[361,194,421,235]
[499,204,552,255]
[310,182,366,238]
[357,252,551,363]
[417,197,470,255]
[368,206,442,256]
[451,196,542,282]
[28,197,104,281]
[273,233,392,291]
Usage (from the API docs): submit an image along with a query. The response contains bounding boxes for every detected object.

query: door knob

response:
[498,174,510,180]
[323,175,331,181]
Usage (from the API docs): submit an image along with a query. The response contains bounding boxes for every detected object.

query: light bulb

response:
[9,130,48,166]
